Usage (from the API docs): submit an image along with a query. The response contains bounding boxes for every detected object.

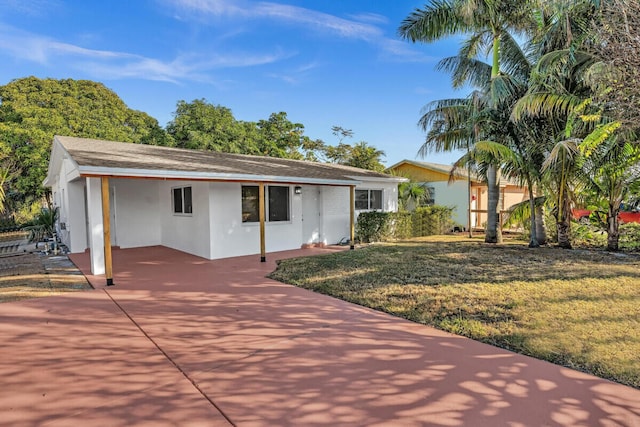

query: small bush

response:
[620,223,640,251]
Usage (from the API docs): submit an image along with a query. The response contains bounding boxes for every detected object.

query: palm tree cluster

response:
[399,0,640,251]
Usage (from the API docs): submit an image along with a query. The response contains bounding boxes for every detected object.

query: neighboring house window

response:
[242,185,291,223]
[172,186,193,214]
[425,185,435,206]
[355,189,383,210]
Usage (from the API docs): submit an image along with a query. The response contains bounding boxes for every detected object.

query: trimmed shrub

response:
[356,206,454,243]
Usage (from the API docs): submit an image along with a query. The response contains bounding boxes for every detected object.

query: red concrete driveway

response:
[1,246,639,426]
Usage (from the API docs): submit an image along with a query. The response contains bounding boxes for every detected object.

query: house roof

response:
[387,159,477,181]
[45,136,405,186]
[387,159,523,187]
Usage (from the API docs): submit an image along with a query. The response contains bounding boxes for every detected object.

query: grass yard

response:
[269,235,640,389]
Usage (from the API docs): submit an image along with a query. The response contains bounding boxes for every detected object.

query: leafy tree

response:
[585,0,640,127]
[167,99,247,153]
[580,131,640,251]
[0,76,171,211]
[323,127,385,172]
[512,1,604,248]
[255,112,322,159]
[399,0,539,244]
[345,141,386,172]
[167,102,325,160]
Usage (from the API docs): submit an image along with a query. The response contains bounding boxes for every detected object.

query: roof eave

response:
[346,175,407,183]
[77,166,361,186]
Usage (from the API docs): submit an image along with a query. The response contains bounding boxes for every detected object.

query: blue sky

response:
[0,0,468,167]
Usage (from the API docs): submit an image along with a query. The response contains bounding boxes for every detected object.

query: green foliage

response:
[23,207,58,243]
[412,206,455,236]
[324,141,386,172]
[619,223,640,251]
[0,77,172,210]
[398,181,431,211]
[166,100,326,160]
[356,206,454,243]
[355,211,393,243]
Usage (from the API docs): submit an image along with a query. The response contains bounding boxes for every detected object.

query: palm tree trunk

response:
[485,164,500,243]
[556,186,572,249]
[527,183,539,248]
[606,205,620,251]
[535,204,547,245]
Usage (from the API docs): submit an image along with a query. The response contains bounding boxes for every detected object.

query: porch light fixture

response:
[294,186,302,195]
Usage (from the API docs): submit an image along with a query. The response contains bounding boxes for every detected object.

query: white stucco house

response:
[44,136,404,282]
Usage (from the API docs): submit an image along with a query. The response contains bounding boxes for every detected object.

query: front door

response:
[302,186,322,244]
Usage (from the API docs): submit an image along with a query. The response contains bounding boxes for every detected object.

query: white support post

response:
[86,177,105,275]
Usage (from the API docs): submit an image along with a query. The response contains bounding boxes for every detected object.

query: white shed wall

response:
[111,179,161,249]
[208,182,304,259]
[159,181,212,259]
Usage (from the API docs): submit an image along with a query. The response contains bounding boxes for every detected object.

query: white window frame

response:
[172,186,193,216]
[241,185,291,223]
[355,189,383,211]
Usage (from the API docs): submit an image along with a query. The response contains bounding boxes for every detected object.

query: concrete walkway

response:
[1,246,639,426]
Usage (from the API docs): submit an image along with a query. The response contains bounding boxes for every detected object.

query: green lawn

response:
[269,236,640,388]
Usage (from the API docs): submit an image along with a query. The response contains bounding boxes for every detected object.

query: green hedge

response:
[356,206,454,243]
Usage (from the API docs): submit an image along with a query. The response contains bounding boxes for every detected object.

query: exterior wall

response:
[431,180,469,227]
[66,180,87,252]
[502,185,528,211]
[208,182,304,259]
[111,179,161,249]
[51,158,87,253]
[159,181,212,259]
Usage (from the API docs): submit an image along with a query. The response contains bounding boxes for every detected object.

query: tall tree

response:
[167,99,247,153]
[512,0,603,248]
[399,0,538,243]
[0,77,171,211]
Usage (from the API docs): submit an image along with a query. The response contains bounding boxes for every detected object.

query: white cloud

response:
[0,24,290,82]
[0,0,61,16]
[164,0,381,40]
[162,0,435,62]
[379,39,435,63]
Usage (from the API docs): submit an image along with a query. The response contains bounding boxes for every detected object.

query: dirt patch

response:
[0,253,92,303]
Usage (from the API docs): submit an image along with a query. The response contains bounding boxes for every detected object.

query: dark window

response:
[355,189,383,210]
[242,185,290,222]
[172,186,193,215]
[268,186,290,222]
[242,186,260,222]
[370,190,382,210]
[183,187,193,213]
[355,190,369,210]
[173,188,182,213]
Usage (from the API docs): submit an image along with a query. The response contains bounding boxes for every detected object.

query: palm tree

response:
[580,125,640,251]
[510,0,607,248]
[398,181,431,211]
[399,0,539,243]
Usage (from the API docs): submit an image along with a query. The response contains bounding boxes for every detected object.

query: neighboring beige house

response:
[387,160,529,230]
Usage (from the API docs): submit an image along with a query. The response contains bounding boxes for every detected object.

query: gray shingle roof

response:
[54,136,402,185]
